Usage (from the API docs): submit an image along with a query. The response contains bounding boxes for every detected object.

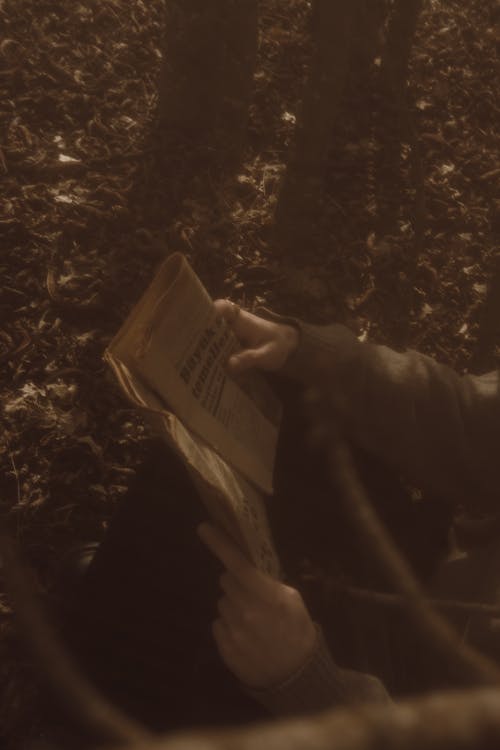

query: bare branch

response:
[334,584,500,619]
[0,530,152,745]
[324,433,500,686]
[121,687,500,750]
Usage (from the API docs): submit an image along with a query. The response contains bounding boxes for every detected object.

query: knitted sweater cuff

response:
[257,308,359,384]
[244,626,390,717]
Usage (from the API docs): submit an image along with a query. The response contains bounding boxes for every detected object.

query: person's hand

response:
[213,299,299,375]
[197,522,317,689]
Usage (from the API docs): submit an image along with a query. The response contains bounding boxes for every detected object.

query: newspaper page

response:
[106,253,281,494]
[104,253,282,577]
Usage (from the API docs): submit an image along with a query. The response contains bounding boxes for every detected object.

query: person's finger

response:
[228,342,275,374]
[198,522,253,580]
[212,618,237,658]
[213,298,240,324]
[213,299,264,344]
[213,299,245,336]
[219,572,250,607]
[198,522,273,597]
[217,595,248,629]
[213,298,234,317]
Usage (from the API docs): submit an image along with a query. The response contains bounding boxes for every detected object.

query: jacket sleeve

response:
[245,625,390,717]
[278,318,500,508]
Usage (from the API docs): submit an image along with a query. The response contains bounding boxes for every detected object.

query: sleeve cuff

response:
[256,308,359,385]
[244,625,390,717]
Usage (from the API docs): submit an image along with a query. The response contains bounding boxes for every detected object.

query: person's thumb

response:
[228,343,274,374]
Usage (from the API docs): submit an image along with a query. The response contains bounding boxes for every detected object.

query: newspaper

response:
[105,252,282,577]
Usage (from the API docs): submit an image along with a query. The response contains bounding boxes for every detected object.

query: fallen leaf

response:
[479,168,500,181]
[438,162,455,175]
[58,153,81,163]
[420,303,433,319]
[77,436,102,458]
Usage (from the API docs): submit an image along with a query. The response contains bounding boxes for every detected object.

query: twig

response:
[336,584,500,620]
[9,453,22,507]
[0,325,31,364]
[324,431,500,686]
[0,145,7,173]
[0,529,152,745]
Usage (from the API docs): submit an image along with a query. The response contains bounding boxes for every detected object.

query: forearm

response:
[278,318,500,506]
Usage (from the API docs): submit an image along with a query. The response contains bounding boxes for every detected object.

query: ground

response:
[0,0,499,743]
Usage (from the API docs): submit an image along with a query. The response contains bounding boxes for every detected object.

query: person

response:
[195,298,500,714]
[63,298,500,731]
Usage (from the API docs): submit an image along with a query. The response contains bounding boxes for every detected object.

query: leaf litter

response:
[0,0,499,739]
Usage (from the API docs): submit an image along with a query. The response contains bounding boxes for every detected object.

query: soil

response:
[0,0,499,744]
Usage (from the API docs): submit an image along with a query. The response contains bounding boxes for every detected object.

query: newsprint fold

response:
[105,253,282,577]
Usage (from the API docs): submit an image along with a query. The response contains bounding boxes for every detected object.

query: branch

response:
[335,584,500,619]
[324,432,500,686]
[124,687,500,750]
[0,530,152,745]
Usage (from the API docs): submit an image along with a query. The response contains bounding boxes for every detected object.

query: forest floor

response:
[1,0,499,744]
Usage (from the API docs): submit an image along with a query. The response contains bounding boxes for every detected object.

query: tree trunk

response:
[374,0,424,247]
[158,0,257,170]
[274,0,361,251]
[381,0,423,95]
[470,261,500,373]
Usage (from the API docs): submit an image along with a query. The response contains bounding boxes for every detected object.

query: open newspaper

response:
[105,252,282,578]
